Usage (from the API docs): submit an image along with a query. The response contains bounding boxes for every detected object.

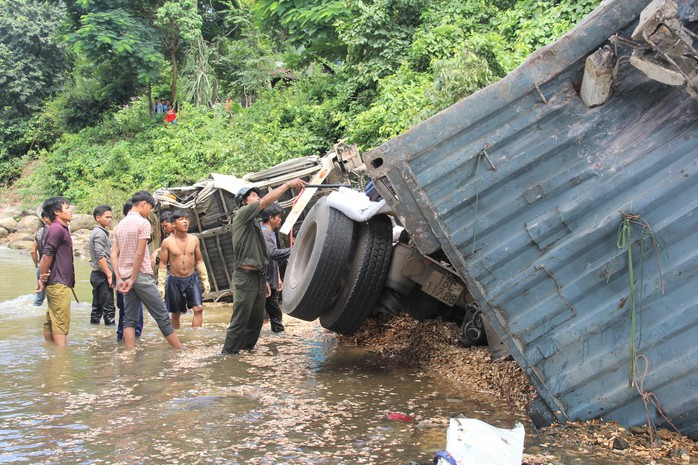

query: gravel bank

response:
[338,314,697,464]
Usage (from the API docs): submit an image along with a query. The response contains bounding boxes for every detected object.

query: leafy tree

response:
[13,0,605,204]
[155,0,203,102]
[336,0,427,86]
[0,0,68,115]
[199,0,245,41]
[179,33,217,106]
[63,0,204,110]
[254,0,348,64]
[63,0,165,123]
[407,0,500,70]
[493,0,600,59]
[43,59,118,133]
[0,0,69,184]
[216,5,278,105]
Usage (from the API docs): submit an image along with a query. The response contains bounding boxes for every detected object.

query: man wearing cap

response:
[221,178,305,355]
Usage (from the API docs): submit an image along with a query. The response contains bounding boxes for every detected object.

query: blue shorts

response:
[165,273,203,314]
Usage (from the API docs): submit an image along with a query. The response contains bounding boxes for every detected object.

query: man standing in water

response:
[158,210,210,329]
[221,178,305,355]
[151,211,174,270]
[31,212,51,306]
[112,191,182,349]
[37,197,74,346]
[260,202,290,333]
[89,205,116,325]
[116,200,144,342]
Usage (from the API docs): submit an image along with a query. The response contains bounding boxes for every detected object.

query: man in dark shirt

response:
[37,197,75,346]
[260,202,290,333]
[89,205,115,325]
[221,178,305,355]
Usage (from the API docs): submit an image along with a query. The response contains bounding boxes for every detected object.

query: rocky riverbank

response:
[0,204,104,259]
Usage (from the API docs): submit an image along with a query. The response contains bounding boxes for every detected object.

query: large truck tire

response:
[283,197,355,321]
[320,215,393,335]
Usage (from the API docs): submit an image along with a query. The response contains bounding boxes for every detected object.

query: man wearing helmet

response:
[221,178,306,355]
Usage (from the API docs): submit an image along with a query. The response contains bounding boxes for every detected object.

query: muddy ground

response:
[338,313,697,464]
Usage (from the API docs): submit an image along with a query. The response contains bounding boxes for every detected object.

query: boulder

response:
[0,217,18,233]
[0,227,7,239]
[69,213,94,232]
[16,215,43,234]
[0,206,23,219]
[71,228,92,259]
[8,240,34,251]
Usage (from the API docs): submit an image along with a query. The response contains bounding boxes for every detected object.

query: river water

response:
[0,247,529,464]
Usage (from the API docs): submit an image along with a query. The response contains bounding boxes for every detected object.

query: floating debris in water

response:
[386,412,414,423]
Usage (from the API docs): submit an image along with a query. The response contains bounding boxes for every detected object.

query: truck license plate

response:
[422,271,464,307]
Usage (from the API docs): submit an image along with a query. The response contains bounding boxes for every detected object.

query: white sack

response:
[326,187,391,222]
[436,417,525,465]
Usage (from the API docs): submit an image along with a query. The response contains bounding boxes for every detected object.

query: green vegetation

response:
[1,0,599,212]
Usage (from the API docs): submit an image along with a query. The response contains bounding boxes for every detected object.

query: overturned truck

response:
[155,144,488,345]
[361,0,698,439]
[155,0,697,439]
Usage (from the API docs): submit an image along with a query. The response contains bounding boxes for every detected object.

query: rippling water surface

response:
[1,247,530,464]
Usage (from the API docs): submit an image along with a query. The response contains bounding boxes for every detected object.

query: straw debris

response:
[338,314,536,413]
[338,313,698,464]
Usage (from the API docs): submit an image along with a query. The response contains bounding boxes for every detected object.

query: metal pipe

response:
[303,184,352,188]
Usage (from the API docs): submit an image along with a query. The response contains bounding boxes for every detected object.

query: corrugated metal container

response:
[364,0,698,438]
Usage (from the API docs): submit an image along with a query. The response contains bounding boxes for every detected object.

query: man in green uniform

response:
[221,178,305,355]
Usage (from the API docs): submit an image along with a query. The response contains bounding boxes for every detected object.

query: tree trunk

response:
[170,48,178,104]
[147,84,153,116]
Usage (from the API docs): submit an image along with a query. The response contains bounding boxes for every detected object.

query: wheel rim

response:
[289,221,316,289]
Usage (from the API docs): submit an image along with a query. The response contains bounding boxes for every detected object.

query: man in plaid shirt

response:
[112,190,182,349]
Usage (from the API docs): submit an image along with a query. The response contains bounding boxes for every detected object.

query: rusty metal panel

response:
[365,0,698,438]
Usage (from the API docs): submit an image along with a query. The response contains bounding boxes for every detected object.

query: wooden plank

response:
[279,156,334,236]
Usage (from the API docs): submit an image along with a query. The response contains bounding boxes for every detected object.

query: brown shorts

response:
[44,284,72,335]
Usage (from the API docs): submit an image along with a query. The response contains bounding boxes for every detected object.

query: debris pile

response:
[339,314,698,464]
[338,314,536,413]
[528,420,696,464]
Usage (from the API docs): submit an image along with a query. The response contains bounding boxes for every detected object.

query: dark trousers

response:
[265,288,284,332]
[222,270,266,354]
[116,278,144,341]
[123,272,174,337]
[90,270,115,324]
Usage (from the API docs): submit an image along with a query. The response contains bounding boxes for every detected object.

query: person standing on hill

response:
[36,197,75,346]
[88,205,116,325]
[221,178,305,355]
[158,210,210,329]
[111,191,182,349]
[165,107,176,124]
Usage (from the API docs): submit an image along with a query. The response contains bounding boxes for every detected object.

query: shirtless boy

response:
[158,210,210,328]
